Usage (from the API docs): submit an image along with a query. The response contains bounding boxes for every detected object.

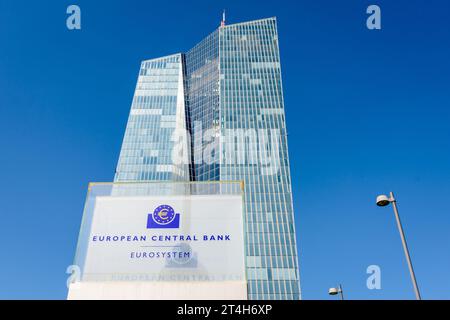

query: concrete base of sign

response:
[67,281,247,300]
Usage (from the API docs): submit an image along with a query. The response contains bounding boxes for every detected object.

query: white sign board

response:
[78,194,245,283]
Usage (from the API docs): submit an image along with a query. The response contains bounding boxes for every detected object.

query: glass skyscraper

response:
[114,17,301,300]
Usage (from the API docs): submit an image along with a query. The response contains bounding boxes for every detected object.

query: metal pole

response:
[339,284,344,300]
[390,192,421,300]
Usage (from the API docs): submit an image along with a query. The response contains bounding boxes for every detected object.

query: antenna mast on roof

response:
[221,10,226,27]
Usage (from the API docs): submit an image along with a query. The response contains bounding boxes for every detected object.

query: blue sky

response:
[0,0,449,299]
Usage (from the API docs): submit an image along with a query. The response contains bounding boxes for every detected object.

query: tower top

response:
[221,10,226,27]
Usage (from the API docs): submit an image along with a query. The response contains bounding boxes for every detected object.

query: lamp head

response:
[376,194,391,207]
[328,287,339,295]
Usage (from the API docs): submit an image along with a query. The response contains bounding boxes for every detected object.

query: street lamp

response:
[376,191,421,300]
[328,284,344,300]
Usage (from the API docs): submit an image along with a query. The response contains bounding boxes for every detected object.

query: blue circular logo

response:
[153,205,176,225]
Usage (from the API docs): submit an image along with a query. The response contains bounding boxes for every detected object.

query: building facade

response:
[114,17,301,300]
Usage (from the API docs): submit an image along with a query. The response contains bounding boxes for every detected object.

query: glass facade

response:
[115,54,190,182]
[185,30,220,181]
[115,17,301,300]
[219,18,300,300]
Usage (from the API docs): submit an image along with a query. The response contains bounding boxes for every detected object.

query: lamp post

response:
[376,191,421,300]
[328,284,344,300]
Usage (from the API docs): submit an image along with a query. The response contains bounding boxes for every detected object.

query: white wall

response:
[67,281,247,300]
